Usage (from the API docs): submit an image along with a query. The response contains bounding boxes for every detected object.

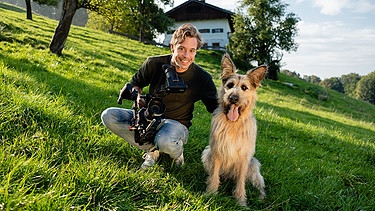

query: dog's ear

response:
[247,65,267,88]
[221,53,237,83]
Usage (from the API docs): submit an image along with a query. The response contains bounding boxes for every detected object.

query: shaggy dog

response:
[201,53,266,206]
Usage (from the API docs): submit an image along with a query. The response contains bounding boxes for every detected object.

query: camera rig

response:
[117,64,188,145]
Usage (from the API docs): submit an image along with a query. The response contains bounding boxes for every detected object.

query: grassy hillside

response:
[1,3,375,210]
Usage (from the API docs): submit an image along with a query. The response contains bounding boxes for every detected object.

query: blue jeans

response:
[101,107,189,159]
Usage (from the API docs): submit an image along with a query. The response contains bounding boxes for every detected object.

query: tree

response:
[87,0,174,42]
[134,0,174,42]
[86,0,137,32]
[303,75,321,84]
[281,69,300,79]
[320,77,344,93]
[25,0,59,20]
[50,0,173,55]
[86,11,111,32]
[227,0,300,80]
[50,0,80,55]
[340,73,361,97]
[355,71,375,105]
[49,0,105,55]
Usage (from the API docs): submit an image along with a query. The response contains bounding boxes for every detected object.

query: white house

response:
[163,0,234,50]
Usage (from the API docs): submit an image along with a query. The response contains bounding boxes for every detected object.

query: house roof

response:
[166,0,235,31]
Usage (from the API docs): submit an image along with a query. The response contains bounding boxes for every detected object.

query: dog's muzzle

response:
[228,94,239,104]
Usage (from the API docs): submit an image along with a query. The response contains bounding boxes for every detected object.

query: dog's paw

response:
[237,199,247,207]
[206,181,220,194]
[258,192,268,202]
[258,189,266,200]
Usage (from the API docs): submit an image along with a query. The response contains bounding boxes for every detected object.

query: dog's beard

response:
[226,104,239,121]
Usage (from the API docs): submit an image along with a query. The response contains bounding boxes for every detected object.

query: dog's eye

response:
[227,82,234,89]
[241,85,248,91]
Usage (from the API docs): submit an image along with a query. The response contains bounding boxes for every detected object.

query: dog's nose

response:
[229,95,239,103]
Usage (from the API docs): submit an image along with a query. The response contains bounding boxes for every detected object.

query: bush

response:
[304,87,328,101]
[355,71,375,105]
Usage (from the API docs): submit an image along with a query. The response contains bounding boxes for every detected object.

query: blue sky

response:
[166,0,375,79]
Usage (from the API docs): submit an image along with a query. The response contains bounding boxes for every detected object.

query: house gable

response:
[164,0,235,50]
[166,0,234,32]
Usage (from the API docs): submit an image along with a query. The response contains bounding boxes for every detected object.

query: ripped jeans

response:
[101,107,189,159]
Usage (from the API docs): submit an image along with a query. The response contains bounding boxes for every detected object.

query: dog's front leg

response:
[233,162,248,206]
[206,157,221,194]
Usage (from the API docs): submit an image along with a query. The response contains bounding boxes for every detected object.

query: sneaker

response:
[141,150,160,169]
[174,153,185,166]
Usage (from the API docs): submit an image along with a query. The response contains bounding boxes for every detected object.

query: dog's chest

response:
[210,116,256,158]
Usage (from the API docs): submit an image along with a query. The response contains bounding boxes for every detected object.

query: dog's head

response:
[219,53,267,121]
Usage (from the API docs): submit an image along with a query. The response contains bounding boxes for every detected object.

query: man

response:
[101,23,218,169]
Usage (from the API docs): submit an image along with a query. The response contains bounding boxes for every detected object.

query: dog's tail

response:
[247,157,266,199]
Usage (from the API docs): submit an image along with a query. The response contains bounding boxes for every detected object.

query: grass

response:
[1,3,375,210]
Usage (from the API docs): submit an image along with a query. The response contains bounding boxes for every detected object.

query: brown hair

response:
[170,23,204,49]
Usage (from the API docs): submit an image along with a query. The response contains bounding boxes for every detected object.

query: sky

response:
[164,0,375,79]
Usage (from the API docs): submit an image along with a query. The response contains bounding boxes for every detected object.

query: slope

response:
[1,3,375,210]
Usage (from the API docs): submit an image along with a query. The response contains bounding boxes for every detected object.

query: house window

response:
[212,42,220,50]
[212,28,223,33]
[199,29,210,33]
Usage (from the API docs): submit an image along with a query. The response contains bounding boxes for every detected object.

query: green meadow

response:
[1,3,374,210]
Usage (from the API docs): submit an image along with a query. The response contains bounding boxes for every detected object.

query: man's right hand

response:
[132,86,146,108]
[137,95,146,108]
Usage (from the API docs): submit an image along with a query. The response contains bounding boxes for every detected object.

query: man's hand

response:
[137,95,146,108]
[132,86,146,108]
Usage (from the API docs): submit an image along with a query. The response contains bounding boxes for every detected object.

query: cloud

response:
[352,0,375,13]
[312,0,350,15]
[312,0,375,15]
[282,20,375,78]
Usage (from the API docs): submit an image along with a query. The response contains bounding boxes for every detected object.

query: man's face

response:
[170,36,198,73]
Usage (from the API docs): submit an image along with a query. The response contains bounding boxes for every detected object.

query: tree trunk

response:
[25,0,32,20]
[49,0,78,55]
[139,27,144,42]
[265,60,279,80]
[139,1,145,43]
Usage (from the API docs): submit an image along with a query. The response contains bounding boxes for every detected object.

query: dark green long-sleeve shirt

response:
[130,54,218,128]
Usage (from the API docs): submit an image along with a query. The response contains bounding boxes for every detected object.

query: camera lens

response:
[146,98,165,118]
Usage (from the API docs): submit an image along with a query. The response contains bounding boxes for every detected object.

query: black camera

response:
[163,64,188,93]
[117,64,187,145]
